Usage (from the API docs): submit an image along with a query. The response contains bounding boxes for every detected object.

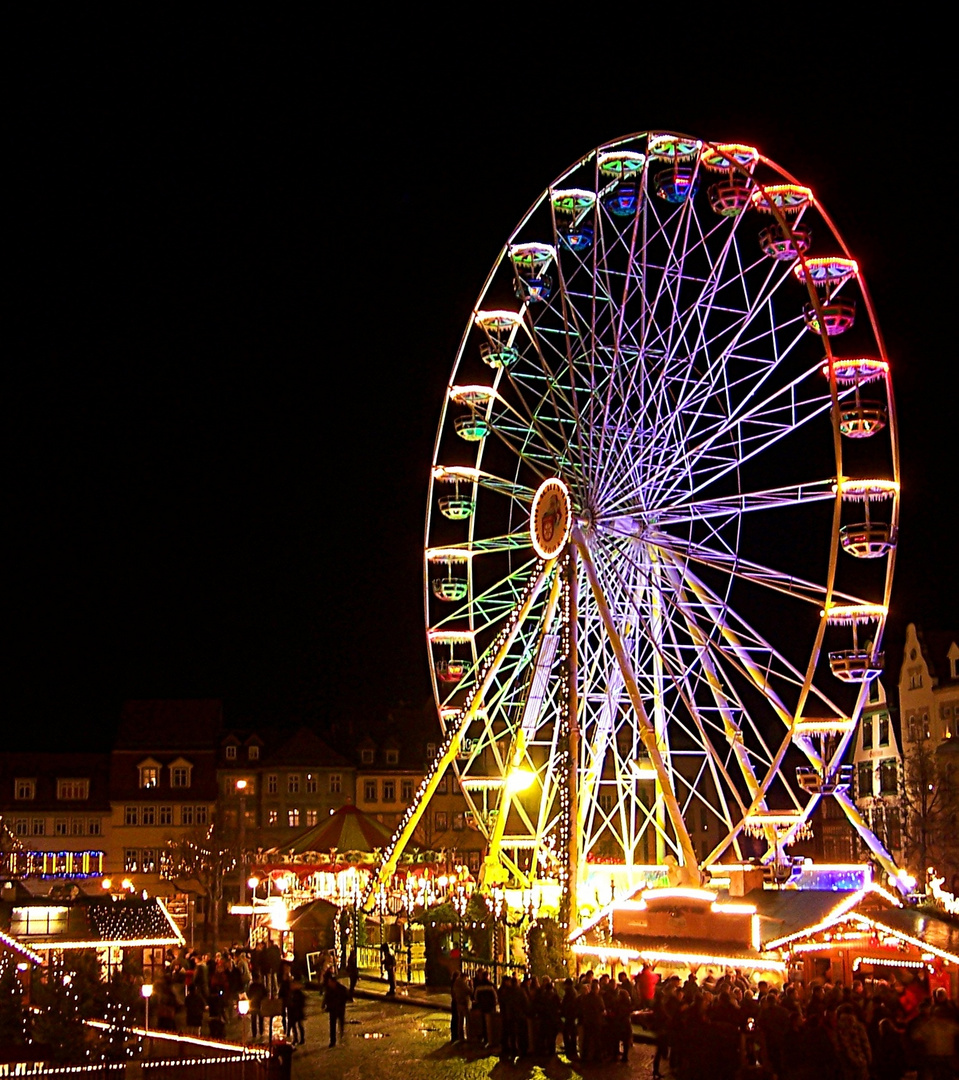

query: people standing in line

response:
[381,943,397,996]
[323,970,349,1049]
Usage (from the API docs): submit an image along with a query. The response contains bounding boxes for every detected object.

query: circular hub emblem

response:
[530,478,572,559]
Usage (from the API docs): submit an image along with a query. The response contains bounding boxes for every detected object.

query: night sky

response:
[9,26,956,750]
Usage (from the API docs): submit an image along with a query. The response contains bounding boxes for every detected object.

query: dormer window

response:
[385,749,399,766]
[138,760,161,789]
[248,745,259,760]
[14,779,35,801]
[225,745,237,760]
[169,758,193,788]
[361,749,375,765]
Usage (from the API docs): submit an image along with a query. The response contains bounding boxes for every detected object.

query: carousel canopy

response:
[269,804,414,863]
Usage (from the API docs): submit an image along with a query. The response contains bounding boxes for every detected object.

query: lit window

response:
[288,775,300,794]
[329,774,342,794]
[306,809,318,827]
[57,779,89,801]
[159,806,173,826]
[268,809,278,825]
[14,779,35,801]
[267,775,278,795]
[139,764,160,789]
[170,765,191,788]
[402,779,413,803]
[364,780,377,802]
[305,775,317,794]
[248,745,259,760]
[195,806,208,825]
[141,806,156,826]
[288,809,300,828]
[124,849,139,872]
[386,749,399,766]
[124,806,138,826]
[141,849,157,873]
[226,744,237,760]
[180,806,194,826]
[383,781,396,803]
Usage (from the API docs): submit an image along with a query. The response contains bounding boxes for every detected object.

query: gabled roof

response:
[261,727,352,769]
[746,888,861,946]
[117,701,223,750]
[1,896,184,949]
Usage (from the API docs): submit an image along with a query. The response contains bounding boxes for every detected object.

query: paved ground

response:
[292,983,658,1080]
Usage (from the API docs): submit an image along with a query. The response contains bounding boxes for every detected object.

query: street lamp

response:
[236,780,248,942]
[141,982,153,1034]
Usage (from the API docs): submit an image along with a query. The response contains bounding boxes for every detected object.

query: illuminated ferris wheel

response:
[371,131,901,910]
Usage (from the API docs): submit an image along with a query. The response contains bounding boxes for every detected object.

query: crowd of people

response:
[444,964,959,1079]
[145,940,308,1045]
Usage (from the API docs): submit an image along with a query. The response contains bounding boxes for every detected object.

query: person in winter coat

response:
[286,980,307,1045]
[323,971,349,1048]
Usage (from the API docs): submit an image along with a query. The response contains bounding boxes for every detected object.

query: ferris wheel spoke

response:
[652,479,836,527]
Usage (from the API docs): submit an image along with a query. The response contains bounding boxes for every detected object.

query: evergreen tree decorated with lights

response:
[29,954,89,1064]
[0,953,27,1049]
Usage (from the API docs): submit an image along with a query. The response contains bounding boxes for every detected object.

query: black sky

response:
[8,23,956,750]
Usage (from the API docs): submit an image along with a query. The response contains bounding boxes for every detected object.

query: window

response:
[31,819,44,836]
[386,749,399,765]
[426,743,437,761]
[267,774,278,795]
[306,809,318,827]
[599,792,615,813]
[225,744,237,760]
[329,774,342,794]
[139,764,160,789]
[907,716,919,743]
[437,775,448,795]
[159,806,173,826]
[862,722,873,750]
[382,780,396,803]
[364,780,377,802]
[879,760,898,796]
[467,850,481,873]
[141,806,156,826]
[55,819,69,836]
[402,779,413,803]
[361,749,375,765]
[71,818,84,836]
[287,774,300,794]
[170,765,191,788]
[858,762,873,799]
[266,809,277,825]
[57,779,89,801]
[180,806,194,826]
[878,719,890,747]
[88,819,101,836]
[306,775,317,794]
[923,714,931,740]
[124,806,138,826]
[13,819,27,836]
[140,849,157,873]
[195,806,208,825]
[15,779,35,801]
[11,908,68,937]
[124,849,139,871]
[435,811,448,831]
[288,809,300,828]
[452,812,465,831]
[248,745,259,760]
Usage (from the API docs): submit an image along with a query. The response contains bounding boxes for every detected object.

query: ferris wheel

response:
[369,131,901,911]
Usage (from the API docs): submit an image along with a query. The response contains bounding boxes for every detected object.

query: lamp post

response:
[141,982,153,1038]
[236,780,248,942]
